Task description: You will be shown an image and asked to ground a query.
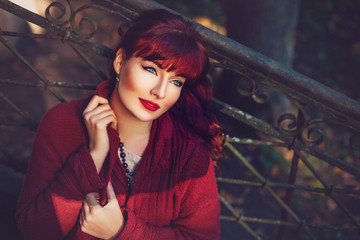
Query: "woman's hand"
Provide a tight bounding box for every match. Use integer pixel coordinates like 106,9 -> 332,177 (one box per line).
80,182 -> 124,240
83,96 -> 117,173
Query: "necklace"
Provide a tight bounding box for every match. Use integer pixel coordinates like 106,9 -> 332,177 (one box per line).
119,140 -> 135,188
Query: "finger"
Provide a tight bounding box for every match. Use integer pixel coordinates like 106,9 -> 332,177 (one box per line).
90,113 -> 117,130
79,214 -> 83,226
85,192 -> 100,207
79,206 -> 88,233
83,96 -> 102,114
80,205 -> 86,226
84,103 -> 112,117
81,201 -> 90,227
111,117 -> 118,131
87,108 -> 115,122
85,108 -> 116,128
83,96 -> 109,115
107,182 -> 116,200
79,206 -> 83,225
83,200 -> 90,215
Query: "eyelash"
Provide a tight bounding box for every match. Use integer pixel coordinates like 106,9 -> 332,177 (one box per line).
142,65 -> 183,87
171,80 -> 183,87
142,65 -> 157,75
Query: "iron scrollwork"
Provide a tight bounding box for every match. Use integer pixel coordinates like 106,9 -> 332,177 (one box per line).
277,110 -> 325,148
277,109 -> 360,151
45,0 -> 97,39
236,75 -> 269,104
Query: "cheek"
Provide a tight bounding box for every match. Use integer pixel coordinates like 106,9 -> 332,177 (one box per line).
119,70 -> 144,93
165,89 -> 182,109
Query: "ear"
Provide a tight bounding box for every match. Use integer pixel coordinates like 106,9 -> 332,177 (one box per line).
113,48 -> 125,75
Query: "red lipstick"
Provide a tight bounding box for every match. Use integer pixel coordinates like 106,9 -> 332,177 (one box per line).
139,98 -> 160,111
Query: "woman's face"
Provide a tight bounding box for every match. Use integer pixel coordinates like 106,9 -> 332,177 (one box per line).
112,51 -> 186,123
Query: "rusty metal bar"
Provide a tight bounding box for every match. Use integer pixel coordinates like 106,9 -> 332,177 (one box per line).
219,194 -> 263,240
0,121 -> 36,130
220,216 -> 360,234
226,144 -> 300,222
213,99 -> 360,176
0,30 -> 61,40
225,143 -> 317,240
276,152 -> 300,240
225,136 -> 287,147
0,145 -> 27,173
0,34 -> 66,103
216,178 -> 360,196
0,90 -> 37,130
220,215 -> 295,227
0,78 -> 98,90
296,150 -> 360,229
69,44 -> 108,80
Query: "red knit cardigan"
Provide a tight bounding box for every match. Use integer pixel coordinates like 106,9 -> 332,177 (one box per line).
16,80 -> 220,240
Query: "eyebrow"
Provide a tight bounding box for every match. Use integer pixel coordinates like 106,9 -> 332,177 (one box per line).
149,60 -> 187,80
177,73 -> 186,79
152,60 -> 164,69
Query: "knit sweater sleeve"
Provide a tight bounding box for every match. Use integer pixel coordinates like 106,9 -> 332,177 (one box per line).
15,102 -> 104,240
116,143 -> 220,240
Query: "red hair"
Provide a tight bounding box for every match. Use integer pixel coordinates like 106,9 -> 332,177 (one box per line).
109,9 -> 223,158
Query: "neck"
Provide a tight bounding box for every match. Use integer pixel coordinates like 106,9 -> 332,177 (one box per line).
117,118 -> 152,145
109,86 -> 152,156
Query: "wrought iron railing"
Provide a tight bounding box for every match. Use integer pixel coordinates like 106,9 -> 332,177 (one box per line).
0,0 -> 359,239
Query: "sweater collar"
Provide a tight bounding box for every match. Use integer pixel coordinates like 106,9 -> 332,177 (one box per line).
95,79 -> 115,99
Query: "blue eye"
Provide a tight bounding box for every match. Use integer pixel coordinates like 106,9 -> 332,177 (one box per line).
171,80 -> 183,87
142,65 -> 157,75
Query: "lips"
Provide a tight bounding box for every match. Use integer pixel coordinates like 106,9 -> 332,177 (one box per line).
139,98 -> 160,111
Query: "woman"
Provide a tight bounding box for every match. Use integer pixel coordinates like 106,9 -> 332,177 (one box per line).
16,9 -> 223,240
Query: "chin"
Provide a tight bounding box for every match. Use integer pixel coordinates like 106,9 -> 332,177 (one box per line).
134,112 -> 161,122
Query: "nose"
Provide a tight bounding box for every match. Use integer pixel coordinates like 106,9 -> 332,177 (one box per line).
151,77 -> 167,99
